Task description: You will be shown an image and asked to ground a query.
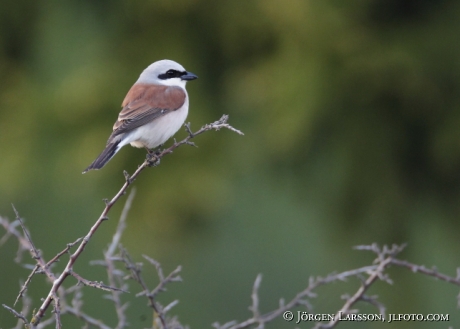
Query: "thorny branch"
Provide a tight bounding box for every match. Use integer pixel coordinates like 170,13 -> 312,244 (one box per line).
0,209 -> 124,329
121,249 -> 183,329
0,115 -> 242,328
3,302 -> 29,327
97,188 -> 136,329
1,190 -> 188,329
311,244 -> 403,329
3,210 -> 460,329
140,255 -> 183,300
213,243 -> 460,329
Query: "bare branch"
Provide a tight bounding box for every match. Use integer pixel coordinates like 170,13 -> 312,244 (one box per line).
360,294 -> 386,316
9,206 -> 57,307
122,250 -> 184,329
122,249 -> 167,328
14,264 -> 39,306
13,286 -> 32,329
53,294 -> 62,329
46,237 -> 83,268
0,217 -> 29,263
106,189 -> 136,257
26,116 -> 241,328
12,205 -> 41,261
100,189 -> 137,329
63,306 -> 112,329
312,247 -> 397,329
2,303 -> 29,326
214,244 -> 407,329
142,255 -> 182,299
71,271 -> 128,293
152,115 -> 244,163
391,259 -> 460,286
249,274 -> 262,325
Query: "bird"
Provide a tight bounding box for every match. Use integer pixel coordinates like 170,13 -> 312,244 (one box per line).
83,59 -> 198,173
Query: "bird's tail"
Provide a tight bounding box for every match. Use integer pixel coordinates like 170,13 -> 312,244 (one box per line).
83,142 -> 121,173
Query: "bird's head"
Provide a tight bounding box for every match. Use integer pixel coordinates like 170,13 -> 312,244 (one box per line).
137,59 -> 198,88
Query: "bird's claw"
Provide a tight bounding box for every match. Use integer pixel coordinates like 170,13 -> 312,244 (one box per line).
146,152 -> 161,167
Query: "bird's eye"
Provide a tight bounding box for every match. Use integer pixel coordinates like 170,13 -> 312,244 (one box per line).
158,69 -> 180,80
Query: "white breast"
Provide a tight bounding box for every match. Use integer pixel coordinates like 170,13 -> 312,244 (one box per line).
123,98 -> 189,149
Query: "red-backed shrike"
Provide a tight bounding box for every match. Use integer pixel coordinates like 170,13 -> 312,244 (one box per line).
83,59 -> 197,173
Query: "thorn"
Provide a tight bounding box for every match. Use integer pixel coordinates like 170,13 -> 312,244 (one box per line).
186,141 -> 198,148
123,170 -> 131,183
184,122 -> 194,137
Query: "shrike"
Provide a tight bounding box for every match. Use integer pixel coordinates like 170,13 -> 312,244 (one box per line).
83,59 -> 197,173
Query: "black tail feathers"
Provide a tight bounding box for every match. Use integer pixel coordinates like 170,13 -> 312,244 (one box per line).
83,142 -> 120,173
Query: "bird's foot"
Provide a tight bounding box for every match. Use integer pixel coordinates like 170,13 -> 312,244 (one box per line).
145,146 -> 164,166
145,146 -> 163,155
146,152 -> 161,167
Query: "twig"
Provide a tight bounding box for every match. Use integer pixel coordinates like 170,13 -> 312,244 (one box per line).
2,303 -> 29,326
13,287 -> 32,329
27,115 -> 242,328
142,255 -> 182,299
214,243 -> 460,329
107,189 -> 135,257
391,259 -> 460,286
30,273 -> 116,328
213,264 -> 381,329
52,294 -> 62,329
122,250 -> 184,329
0,219 -> 19,246
214,244 -> 406,329
122,250 -> 166,327
61,306 -> 112,329
313,246 -> 401,328
103,188 -> 136,329
70,271 -> 128,292
152,115 -> 243,162
0,217 -> 29,263
45,237 -> 83,268
14,264 -> 39,306
12,205 -> 41,261
10,206 -> 57,308
249,274 -> 262,328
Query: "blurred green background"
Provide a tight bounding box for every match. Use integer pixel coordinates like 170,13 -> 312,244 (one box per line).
1,0 -> 460,328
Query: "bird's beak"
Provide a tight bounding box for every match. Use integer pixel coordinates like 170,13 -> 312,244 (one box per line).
181,72 -> 198,81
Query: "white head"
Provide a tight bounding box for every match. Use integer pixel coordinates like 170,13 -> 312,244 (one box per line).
136,59 -> 198,88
